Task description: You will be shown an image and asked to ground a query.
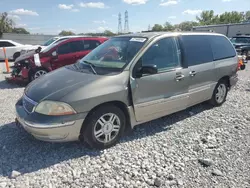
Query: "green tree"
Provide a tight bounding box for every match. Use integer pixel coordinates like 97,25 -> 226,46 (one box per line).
218,11 -> 244,24
196,10 -> 216,25
0,12 -> 14,37
163,22 -> 174,31
152,24 -> 164,31
12,27 -> 30,34
59,30 -> 75,36
103,30 -> 116,36
245,11 -> 250,22
175,21 -> 199,31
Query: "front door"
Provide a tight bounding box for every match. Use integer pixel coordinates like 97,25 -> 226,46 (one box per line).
51,41 -> 79,70
130,37 -> 190,122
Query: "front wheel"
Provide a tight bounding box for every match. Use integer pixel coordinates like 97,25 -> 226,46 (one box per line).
13,52 -> 21,61
80,105 -> 126,149
30,68 -> 48,81
209,80 -> 228,106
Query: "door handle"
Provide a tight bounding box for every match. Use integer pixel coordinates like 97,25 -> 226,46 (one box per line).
175,74 -> 185,81
189,71 -> 196,77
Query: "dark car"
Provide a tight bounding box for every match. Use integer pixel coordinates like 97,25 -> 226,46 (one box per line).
8,37 -> 108,83
230,35 -> 250,58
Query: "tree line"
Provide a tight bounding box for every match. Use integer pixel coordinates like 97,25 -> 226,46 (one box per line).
1,10 -> 250,37
0,12 -> 30,37
151,10 -> 250,32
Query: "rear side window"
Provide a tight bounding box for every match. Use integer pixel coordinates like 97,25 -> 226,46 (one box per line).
180,35 -> 213,66
0,41 -> 15,47
208,36 -> 236,60
70,41 -> 85,52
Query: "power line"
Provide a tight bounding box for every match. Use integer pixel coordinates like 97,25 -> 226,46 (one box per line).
124,10 -> 129,33
118,13 -> 122,34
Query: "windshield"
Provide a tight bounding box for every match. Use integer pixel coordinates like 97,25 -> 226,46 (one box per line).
231,37 -> 250,44
43,37 -> 59,46
79,37 -> 147,70
41,39 -> 68,53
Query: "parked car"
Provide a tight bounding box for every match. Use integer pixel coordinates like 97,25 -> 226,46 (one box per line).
230,35 -> 250,58
7,37 -> 108,83
0,40 -> 40,61
15,32 -> 239,149
20,35 -> 86,55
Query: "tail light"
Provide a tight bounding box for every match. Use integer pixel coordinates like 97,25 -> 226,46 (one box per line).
238,56 -> 245,71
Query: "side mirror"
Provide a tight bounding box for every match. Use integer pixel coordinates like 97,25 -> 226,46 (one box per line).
136,64 -> 158,78
51,51 -> 58,58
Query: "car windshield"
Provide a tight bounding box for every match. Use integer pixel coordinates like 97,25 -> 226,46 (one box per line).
79,37 -> 148,70
231,37 -> 250,44
41,39 -> 68,53
43,37 -> 59,46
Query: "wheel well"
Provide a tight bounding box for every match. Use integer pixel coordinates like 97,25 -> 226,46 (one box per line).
81,101 -> 132,135
219,76 -> 230,88
14,51 -> 20,56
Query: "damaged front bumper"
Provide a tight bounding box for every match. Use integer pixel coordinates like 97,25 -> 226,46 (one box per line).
5,63 -> 30,84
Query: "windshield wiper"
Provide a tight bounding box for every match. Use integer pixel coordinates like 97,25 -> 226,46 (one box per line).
82,60 -> 97,75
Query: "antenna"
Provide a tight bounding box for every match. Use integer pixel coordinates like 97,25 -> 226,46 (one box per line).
124,10 -> 129,33
118,13 -> 122,34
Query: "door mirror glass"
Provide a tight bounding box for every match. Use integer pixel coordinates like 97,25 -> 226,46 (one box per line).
52,51 -> 57,57
136,64 -> 158,77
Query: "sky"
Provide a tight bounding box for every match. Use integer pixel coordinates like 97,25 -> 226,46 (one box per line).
0,0 -> 249,35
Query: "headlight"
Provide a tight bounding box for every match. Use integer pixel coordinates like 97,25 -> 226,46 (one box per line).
35,101 -> 76,116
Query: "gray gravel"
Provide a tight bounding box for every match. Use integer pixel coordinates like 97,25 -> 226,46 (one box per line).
0,65 -> 250,188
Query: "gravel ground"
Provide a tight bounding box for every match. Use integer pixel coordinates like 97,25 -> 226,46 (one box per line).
0,65 -> 250,188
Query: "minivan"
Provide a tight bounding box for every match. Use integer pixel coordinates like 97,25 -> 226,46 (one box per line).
10,37 -> 108,82
15,32 -> 239,149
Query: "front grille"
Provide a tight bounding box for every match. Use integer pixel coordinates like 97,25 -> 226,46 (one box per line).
22,95 -> 38,113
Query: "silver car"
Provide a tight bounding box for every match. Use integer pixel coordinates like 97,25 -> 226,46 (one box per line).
15,32 -> 239,149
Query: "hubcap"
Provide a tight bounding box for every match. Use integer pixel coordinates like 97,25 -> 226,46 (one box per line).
215,84 -> 226,103
94,113 -> 121,144
34,70 -> 47,79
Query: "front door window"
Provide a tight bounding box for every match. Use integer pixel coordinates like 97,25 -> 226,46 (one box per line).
141,37 -> 180,71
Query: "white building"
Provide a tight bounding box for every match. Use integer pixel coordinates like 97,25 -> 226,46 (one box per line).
192,22 -> 250,38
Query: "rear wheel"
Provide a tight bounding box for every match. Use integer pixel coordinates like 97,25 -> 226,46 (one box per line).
80,105 -> 126,149
209,79 -> 228,106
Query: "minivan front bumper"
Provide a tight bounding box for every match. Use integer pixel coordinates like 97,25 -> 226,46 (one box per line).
15,98 -> 87,142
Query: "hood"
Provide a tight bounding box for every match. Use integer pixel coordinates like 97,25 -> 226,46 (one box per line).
15,46 -> 46,62
15,50 -> 37,62
25,67 -> 103,102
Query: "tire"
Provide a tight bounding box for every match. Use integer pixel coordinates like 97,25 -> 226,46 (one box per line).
13,52 -> 20,61
30,68 -> 48,81
80,105 -> 126,149
209,79 -> 228,106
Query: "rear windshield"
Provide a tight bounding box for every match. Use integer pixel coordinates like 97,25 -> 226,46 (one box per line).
208,35 -> 236,60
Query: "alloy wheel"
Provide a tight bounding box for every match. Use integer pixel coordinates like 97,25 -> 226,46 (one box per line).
215,84 -> 227,104
94,113 -> 121,144
34,70 -> 47,79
